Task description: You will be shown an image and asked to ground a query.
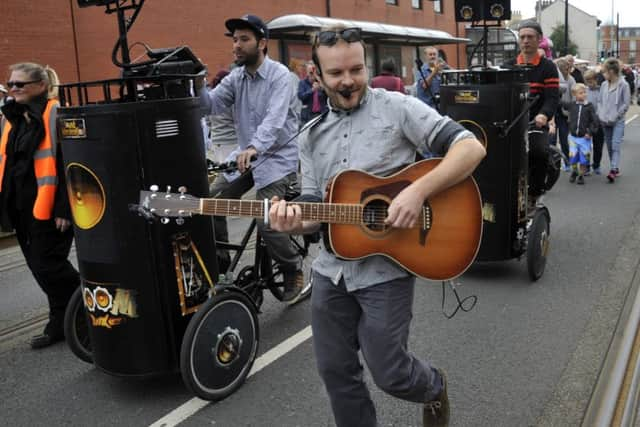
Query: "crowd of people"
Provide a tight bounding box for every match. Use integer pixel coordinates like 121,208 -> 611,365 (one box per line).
547,52 -> 631,183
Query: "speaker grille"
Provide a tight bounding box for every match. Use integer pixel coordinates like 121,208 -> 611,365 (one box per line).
155,120 -> 180,138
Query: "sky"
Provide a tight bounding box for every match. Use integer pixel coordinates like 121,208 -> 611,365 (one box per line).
510,0 -> 639,27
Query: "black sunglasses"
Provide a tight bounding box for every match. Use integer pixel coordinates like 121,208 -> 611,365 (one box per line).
316,28 -> 362,46
6,80 -> 41,89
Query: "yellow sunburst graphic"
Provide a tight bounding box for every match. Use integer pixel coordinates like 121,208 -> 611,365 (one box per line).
65,163 -> 106,230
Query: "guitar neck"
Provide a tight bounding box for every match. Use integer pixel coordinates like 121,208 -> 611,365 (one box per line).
201,198 -> 364,225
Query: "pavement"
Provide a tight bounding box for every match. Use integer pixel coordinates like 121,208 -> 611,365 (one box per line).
537,202 -> 640,425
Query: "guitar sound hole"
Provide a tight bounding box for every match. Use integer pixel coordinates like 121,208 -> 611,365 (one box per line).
362,199 -> 389,232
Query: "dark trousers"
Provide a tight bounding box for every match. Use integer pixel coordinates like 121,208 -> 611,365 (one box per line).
591,126 -> 605,170
14,214 -> 80,335
553,113 -> 570,161
311,272 -> 441,427
209,172 -> 301,274
529,128 -> 550,197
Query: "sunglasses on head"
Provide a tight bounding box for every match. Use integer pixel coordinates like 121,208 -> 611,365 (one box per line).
316,28 -> 362,46
6,80 -> 41,89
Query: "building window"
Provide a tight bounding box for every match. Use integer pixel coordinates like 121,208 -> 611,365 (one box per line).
412,0 -> 422,8
386,0 -> 398,5
433,0 -> 442,14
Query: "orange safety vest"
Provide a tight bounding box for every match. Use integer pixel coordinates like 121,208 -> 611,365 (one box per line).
0,99 -> 59,220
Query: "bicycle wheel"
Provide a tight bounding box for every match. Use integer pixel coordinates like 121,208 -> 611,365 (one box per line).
266,234 -> 318,303
235,265 -> 263,310
180,291 -> 259,401
63,286 -> 93,364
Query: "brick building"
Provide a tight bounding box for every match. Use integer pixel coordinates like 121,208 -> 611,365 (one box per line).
1,0 -> 466,87
599,24 -> 640,65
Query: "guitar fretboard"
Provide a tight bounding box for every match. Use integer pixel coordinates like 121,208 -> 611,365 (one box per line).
201,199 -> 366,225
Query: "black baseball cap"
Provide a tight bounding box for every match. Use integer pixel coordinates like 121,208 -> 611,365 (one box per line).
225,14 -> 269,39
518,20 -> 543,36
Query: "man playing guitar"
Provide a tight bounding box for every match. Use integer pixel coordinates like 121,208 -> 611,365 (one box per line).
269,25 -> 485,427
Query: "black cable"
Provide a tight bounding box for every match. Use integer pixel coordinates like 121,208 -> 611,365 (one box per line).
440,280 -> 477,319
467,33 -> 486,69
110,0 -> 148,69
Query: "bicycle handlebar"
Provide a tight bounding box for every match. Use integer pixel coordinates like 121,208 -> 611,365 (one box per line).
207,155 -> 257,174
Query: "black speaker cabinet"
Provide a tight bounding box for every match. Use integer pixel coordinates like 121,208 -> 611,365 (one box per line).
454,0 -> 511,22
440,69 -> 527,261
58,97 -> 217,377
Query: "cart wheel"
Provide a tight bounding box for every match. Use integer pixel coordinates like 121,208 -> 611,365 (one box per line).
63,286 -> 93,364
180,291 -> 259,401
527,209 -> 550,281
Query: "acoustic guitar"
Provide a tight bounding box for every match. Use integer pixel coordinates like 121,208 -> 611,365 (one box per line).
139,159 -> 483,281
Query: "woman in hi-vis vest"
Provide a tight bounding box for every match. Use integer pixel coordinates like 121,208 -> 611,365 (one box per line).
0,63 -> 79,349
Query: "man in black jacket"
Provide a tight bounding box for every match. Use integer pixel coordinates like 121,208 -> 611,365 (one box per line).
505,21 -> 560,201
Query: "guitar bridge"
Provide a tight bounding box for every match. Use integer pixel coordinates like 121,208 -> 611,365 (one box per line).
419,204 -> 432,246
422,205 -> 432,231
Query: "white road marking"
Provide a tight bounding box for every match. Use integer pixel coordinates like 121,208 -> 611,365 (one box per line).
626,114 -> 638,125
148,325 -> 313,427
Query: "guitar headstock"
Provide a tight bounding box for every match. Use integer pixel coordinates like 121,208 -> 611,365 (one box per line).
138,185 -> 201,223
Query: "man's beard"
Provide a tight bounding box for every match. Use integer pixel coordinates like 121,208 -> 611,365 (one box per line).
235,48 -> 260,67
321,78 -> 366,110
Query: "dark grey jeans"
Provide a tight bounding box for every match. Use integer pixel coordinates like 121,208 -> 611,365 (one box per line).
311,272 -> 442,427
209,171 -> 301,272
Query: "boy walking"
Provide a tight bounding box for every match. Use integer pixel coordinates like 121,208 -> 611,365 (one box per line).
583,70 -> 604,174
568,83 -> 599,184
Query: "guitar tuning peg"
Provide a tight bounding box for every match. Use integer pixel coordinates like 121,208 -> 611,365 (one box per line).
150,185 -> 159,192
178,186 -> 187,194
166,185 -> 172,194
176,217 -> 185,226
160,217 -> 170,225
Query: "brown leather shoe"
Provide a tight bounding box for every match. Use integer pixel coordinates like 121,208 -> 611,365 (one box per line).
282,270 -> 304,304
423,368 -> 449,427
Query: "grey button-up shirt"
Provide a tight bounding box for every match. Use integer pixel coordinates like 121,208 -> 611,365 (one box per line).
200,56 -> 299,189
300,88 -> 473,291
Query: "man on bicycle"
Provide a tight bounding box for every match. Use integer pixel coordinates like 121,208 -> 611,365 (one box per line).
199,14 -> 304,303
504,20 -> 560,205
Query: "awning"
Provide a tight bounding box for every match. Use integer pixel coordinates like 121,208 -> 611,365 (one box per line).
267,14 -> 469,46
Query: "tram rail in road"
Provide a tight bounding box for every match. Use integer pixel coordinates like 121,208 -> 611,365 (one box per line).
0,313 -> 48,344
582,255 -> 640,426
0,236 -> 76,273
0,239 -> 75,345
0,245 -> 76,273
580,145 -> 640,427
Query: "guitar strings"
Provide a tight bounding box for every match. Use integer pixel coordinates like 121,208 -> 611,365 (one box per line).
192,200 -> 430,228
